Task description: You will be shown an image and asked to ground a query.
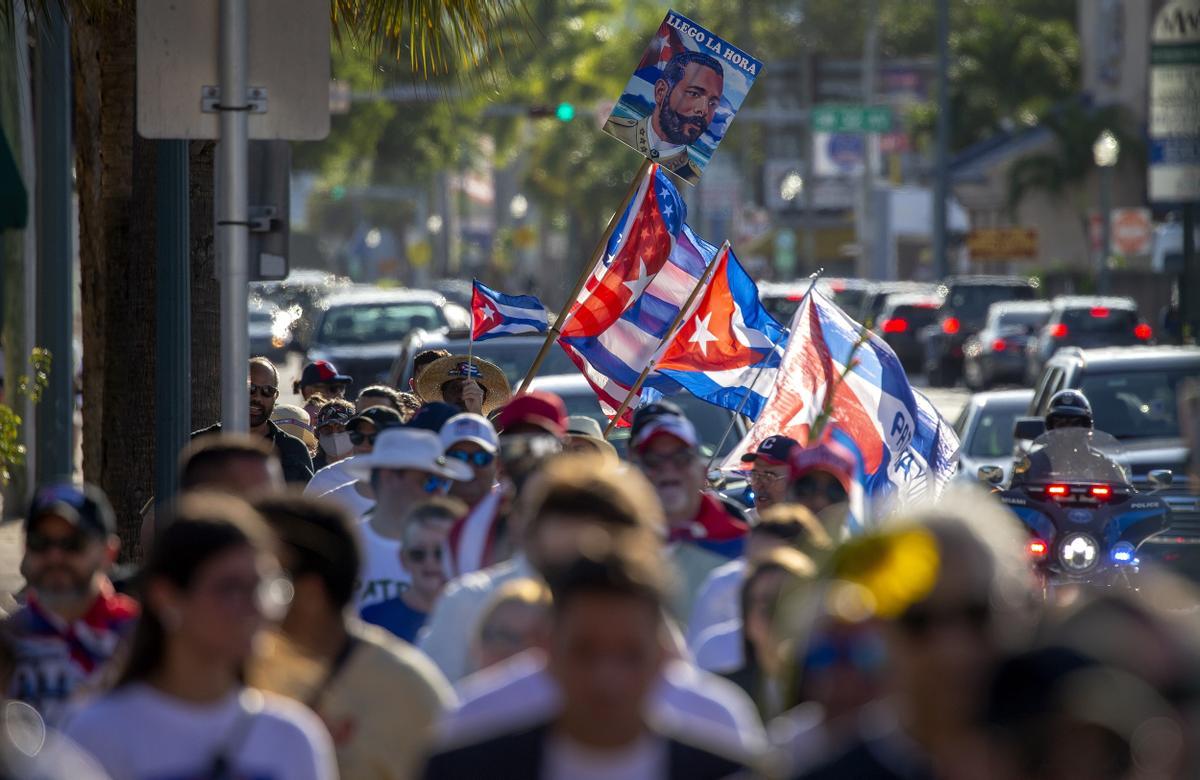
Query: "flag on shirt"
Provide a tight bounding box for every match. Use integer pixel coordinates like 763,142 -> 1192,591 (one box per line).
724,286 -> 960,524
471,279 -> 549,341
559,164 -> 687,339
655,247 -> 787,420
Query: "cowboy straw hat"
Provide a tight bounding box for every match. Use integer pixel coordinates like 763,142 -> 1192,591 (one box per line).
415,355 -> 512,415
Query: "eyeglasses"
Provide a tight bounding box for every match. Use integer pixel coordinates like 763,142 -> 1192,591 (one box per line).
898,600 -> 991,637
747,470 -> 787,485
422,475 -> 451,495
248,383 -> 279,398
638,449 -> 697,471
404,546 -> 444,564
26,532 -> 90,554
445,449 -> 495,468
803,633 -> 887,673
349,431 -> 377,446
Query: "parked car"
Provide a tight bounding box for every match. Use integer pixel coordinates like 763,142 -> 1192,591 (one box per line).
923,276 -> 1037,387
528,373 -> 747,459
306,287 -> 452,393
389,330 -> 577,391
954,389 -> 1034,485
1020,346 -> 1200,545
962,301 -> 1052,390
1025,296 -> 1153,384
875,294 -> 942,373
759,277 -> 872,325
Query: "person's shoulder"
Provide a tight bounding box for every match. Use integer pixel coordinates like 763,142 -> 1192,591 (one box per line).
272,425 -> 309,454
666,733 -> 753,779
606,115 -> 639,129
792,739 -> 896,780
251,688 -> 333,746
349,621 -> 456,704
423,721 -> 546,778
63,686 -> 142,737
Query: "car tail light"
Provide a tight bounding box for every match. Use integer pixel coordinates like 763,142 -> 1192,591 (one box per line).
1090,306 -> 1110,318
1090,485 -> 1112,499
882,318 -> 908,334
1134,323 -> 1153,340
1049,323 -> 1068,339
942,317 -> 960,334
1046,484 -> 1069,498
992,338 -> 1007,352
1027,539 -> 1049,559
787,294 -> 805,301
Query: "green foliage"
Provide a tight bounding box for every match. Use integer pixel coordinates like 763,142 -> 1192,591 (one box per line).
0,347 -> 50,486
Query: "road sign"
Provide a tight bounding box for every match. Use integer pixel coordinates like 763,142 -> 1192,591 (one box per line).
966,228 -> 1038,260
1111,208 -> 1153,255
811,105 -> 893,134
137,0 -> 330,140
1149,0 -> 1200,203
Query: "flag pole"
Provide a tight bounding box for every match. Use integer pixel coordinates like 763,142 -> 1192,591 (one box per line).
516,158 -> 655,396
468,279 -> 477,368
603,241 -> 730,439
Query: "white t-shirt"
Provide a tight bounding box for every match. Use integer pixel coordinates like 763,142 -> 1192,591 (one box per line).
687,559 -> 746,647
64,684 -> 336,780
320,480 -> 375,520
692,620 -> 743,674
356,513 -> 410,609
305,459 -> 354,498
542,732 -> 667,780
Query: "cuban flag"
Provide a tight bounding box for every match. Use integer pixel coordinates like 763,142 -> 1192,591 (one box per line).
471,280 -> 549,341
724,286 -> 960,521
559,164 -> 687,340
655,248 -> 787,420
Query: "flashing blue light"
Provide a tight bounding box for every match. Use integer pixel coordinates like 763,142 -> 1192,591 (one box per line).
1111,542 -> 1136,564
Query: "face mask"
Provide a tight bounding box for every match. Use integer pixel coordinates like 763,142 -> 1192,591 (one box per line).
319,431 -> 353,459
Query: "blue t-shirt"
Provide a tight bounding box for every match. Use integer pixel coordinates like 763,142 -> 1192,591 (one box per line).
360,597 -> 428,644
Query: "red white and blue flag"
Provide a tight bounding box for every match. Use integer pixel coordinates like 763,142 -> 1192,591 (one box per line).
471,279 -> 549,341
655,248 -> 787,420
724,286 -> 960,523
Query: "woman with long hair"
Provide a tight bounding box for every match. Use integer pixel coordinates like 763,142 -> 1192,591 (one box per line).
65,493 -> 336,780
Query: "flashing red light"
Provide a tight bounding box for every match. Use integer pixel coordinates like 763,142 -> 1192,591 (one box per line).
1090,306 -> 1110,318
787,294 -> 805,301
942,317 -> 961,335
882,318 -> 908,334
1090,485 -> 1112,499
1049,323 -> 1068,339
992,338 -> 1008,352
1046,484 -> 1069,497
1134,323 -> 1153,340
1027,539 -> 1049,558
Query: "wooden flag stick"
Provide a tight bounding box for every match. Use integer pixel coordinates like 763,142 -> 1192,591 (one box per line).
603,241 -> 731,439
516,158 -> 655,396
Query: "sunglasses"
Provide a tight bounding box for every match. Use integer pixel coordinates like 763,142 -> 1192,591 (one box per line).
638,449 -> 697,471
404,546 -> 444,564
898,600 -> 991,637
26,532 -> 91,554
249,383 -> 279,398
446,449 -> 495,468
349,431 -> 376,446
804,633 -> 887,673
422,475 -> 451,495
748,470 -> 787,485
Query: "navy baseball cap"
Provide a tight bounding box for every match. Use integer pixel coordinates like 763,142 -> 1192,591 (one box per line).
406,402 -> 460,433
299,360 -> 352,388
26,482 -> 116,537
630,400 -> 686,441
741,435 -> 800,465
348,406 -> 403,432
630,401 -> 699,452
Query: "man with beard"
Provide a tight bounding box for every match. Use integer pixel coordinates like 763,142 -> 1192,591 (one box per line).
604,50 -> 724,184
5,483 -> 138,725
195,356 -> 313,484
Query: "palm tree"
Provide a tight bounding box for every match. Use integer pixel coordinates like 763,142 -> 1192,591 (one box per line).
5,0 -> 529,553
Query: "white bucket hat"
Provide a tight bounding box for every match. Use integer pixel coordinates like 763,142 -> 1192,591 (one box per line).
440,413 -> 499,453
344,428 -> 472,482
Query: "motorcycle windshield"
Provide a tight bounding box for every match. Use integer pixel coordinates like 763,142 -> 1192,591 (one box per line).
1010,429 -> 1130,487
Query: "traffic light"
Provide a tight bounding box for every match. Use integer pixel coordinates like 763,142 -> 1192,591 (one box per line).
555,102 -> 575,122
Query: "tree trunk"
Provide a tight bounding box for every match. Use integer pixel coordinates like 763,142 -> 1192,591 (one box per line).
189,140 -> 220,431
71,2 -> 158,557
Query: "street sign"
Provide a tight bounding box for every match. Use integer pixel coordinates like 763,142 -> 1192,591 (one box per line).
137,0 -> 330,140
811,105 -> 893,134
966,228 -> 1038,260
1111,208 -> 1153,255
1148,0 -> 1200,203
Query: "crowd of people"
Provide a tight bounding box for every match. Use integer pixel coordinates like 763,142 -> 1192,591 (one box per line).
1,351 -> 1198,779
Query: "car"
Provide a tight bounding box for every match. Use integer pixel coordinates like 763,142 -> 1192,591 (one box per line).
248,299 -> 289,364
758,278 -> 873,325
388,330 -> 578,391
527,373 -> 747,460
953,389 -> 1034,485
1022,346 -> 1200,543
1024,296 -> 1153,384
856,281 -> 937,328
923,276 -> 1037,387
962,301 -> 1052,390
875,294 -> 942,373
306,287 -> 452,393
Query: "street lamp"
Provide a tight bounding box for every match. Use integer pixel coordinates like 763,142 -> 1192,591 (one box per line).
1093,130 -> 1119,294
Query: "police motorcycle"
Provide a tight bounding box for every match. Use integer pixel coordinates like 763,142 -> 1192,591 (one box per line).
983,427 -> 1171,591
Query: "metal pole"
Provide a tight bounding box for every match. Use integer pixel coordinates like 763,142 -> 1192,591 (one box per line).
855,0 -> 879,279
1098,166 -> 1112,295
218,0 -> 250,431
34,2 -> 73,481
155,140 -> 191,506
932,0 -> 950,280
1184,204 -> 1197,342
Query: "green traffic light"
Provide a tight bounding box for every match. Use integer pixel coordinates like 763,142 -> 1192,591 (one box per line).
555,102 -> 575,122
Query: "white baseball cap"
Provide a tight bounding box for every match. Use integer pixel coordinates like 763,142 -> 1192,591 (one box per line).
439,413 -> 499,453
344,428 -> 473,482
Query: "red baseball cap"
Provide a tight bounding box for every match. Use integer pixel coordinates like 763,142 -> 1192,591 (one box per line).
495,391 -> 568,437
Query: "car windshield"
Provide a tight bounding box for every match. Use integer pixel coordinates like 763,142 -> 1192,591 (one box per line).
966,403 -> 1025,458
443,340 -> 576,386
317,302 -> 446,346
1079,368 -> 1191,440
950,285 -> 1034,324
1011,429 -> 1129,486
553,389 -> 740,458
1059,307 -> 1137,334
996,309 -> 1049,330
